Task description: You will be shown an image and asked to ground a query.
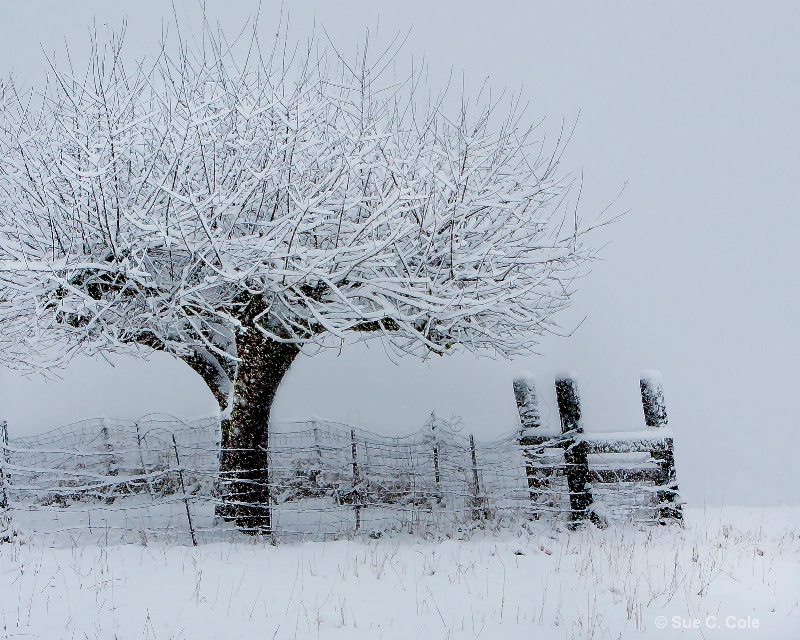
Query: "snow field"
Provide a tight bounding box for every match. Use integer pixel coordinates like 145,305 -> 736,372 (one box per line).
0,506 -> 798,639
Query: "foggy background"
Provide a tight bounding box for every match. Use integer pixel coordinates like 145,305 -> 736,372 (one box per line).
0,1 -> 797,508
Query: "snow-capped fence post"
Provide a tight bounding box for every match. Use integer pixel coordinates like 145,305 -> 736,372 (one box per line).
0,421 -> 12,541
640,371 -> 682,521
172,434 -> 198,546
514,373 -> 541,431
555,374 -> 595,526
350,429 -> 361,531
514,373 -> 550,515
640,372 -> 667,428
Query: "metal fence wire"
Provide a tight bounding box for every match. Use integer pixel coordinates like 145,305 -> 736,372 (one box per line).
0,414 -> 669,544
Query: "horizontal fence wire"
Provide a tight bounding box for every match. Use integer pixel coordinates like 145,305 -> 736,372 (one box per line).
0,415 -> 670,544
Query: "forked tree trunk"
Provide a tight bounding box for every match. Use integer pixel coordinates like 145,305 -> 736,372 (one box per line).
217,328 -> 300,534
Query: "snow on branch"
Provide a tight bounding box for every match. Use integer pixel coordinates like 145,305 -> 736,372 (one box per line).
0,24 -> 594,370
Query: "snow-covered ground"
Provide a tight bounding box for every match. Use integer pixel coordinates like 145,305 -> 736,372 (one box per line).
1,507 -> 797,639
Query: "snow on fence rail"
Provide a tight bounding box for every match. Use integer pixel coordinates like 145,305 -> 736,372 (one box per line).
0,372 -> 681,544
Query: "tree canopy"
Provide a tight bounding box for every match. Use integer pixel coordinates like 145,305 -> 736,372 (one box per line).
0,25 -> 592,386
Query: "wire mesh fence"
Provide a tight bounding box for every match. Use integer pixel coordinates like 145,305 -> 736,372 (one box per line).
0,411 -> 673,545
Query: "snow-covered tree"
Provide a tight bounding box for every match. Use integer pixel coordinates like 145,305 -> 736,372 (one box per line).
0,24 -> 598,531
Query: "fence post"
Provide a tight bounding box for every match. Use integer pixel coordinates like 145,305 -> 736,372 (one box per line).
514,373 -> 550,515
135,423 -> 156,497
309,424 -> 324,490
513,373 -> 541,431
350,429 -> 361,531
0,422 -> 12,541
313,424 -> 323,468
172,434 -> 198,546
469,434 -> 488,520
555,373 -> 595,527
640,371 -> 682,521
425,416 -> 443,503
101,423 -> 120,504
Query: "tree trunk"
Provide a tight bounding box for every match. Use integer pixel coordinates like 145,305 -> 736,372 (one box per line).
217,327 -> 300,534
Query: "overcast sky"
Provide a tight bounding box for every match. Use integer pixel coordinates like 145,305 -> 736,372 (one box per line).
0,1 -> 798,508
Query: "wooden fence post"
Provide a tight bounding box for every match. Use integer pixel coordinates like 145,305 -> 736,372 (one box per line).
640,371 -> 682,521
469,434 -> 488,520
101,424 -> 111,473
313,424 -> 323,468
135,423 -> 156,498
0,422 -> 12,541
513,373 -> 541,431
514,374 -> 550,516
99,422 -> 122,505
350,429 -> 361,531
555,373 -> 595,526
172,434 -> 198,546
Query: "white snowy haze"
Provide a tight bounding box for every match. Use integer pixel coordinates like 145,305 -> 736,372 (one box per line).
0,1 -> 797,509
